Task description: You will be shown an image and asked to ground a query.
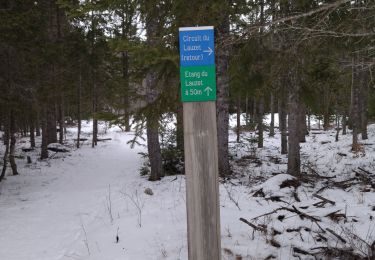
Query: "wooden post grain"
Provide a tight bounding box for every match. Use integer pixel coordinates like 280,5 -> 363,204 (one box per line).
183,101 -> 221,260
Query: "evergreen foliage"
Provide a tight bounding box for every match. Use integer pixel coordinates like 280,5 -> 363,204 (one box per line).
0,0 -> 374,180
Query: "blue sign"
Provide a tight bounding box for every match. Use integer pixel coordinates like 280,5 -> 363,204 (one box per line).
179,26 -> 216,102
179,26 -> 215,67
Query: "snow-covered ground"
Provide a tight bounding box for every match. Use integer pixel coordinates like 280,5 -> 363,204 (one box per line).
0,117 -> 374,259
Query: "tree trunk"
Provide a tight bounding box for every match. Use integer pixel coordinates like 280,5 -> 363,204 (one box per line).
36,111 -> 41,137
245,94 -> 249,125
120,8 -> 133,132
58,95 -> 65,144
298,103 -> 306,143
278,95 -> 288,155
236,96 -> 241,143
360,68 -> 369,140
176,103 -> 184,152
342,113 -> 347,135
323,87 -> 330,131
351,57 -> 360,151
40,108 -> 49,160
30,113 -> 35,148
307,109 -> 311,132
47,101 -> 57,144
335,114 -> 340,142
0,110 -> 10,182
269,92 -> 275,137
145,12 -> 163,181
77,64 -> 82,149
251,98 -> 256,124
147,119 -> 163,181
0,110 -> 3,132
257,96 -> 264,148
122,50 -> 131,132
92,117 -> 98,147
216,15 -> 231,176
9,110 -> 18,175
92,82 -> 98,148
287,67 -> 301,177
21,122 -> 27,137
145,74 -> 163,180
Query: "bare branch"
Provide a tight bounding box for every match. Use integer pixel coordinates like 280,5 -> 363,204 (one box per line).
245,0 -> 351,35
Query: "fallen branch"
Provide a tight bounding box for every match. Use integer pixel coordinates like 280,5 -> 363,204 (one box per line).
325,210 -> 346,222
286,226 -> 311,233
223,184 -> 241,211
311,246 -> 363,260
293,246 -> 312,256
252,206 -> 320,222
326,228 -> 347,243
358,167 -> 373,175
73,138 -> 88,141
316,233 -> 328,242
239,217 -> 267,233
313,194 -> 335,207
48,147 -> 69,153
292,205 -> 321,222
253,188 -> 265,197
22,148 -> 34,152
354,170 -> 370,182
97,138 -> 112,142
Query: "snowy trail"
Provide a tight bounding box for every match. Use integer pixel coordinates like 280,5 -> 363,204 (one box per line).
2,121 -> 374,260
0,131 -> 146,260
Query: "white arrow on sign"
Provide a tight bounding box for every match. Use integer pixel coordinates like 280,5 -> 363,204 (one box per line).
203,47 -> 213,56
204,86 -> 213,96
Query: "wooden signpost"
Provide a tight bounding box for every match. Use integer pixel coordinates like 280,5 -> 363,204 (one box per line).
179,26 -> 221,260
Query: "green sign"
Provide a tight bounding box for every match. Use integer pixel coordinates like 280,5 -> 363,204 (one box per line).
180,66 -> 216,102
179,26 -> 216,102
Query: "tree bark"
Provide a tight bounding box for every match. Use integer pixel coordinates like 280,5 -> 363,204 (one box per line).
120,6 -> 134,132
0,110 -> 3,132
278,94 -> 288,155
245,94 -> 249,125
287,67 -> 301,177
0,110 -> 10,182
257,96 -> 264,148
36,111 -> 41,137
77,63 -> 82,149
145,11 -> 163,181
147,118 -> 163,181
335,114 -> 340,142
269,92 -> 275,137
40,108 -> 49,160
92,82 -> 98,148
59,95 -> 65,144
9,110 -> 18,175
360,68 -> 369,140
307,109 -> 311,132
176,103 -> 184,152
30,113 -> 35,148
342,113 -> 347,135
251,98 -> 256,124
122,50 -> 131,132
145,71 -> 163,181
323,88 -> 330,131
236,96 -> 241,143
351,57 -> 360,151
47,101 -> 57,144
216,15 -> 231,176
298,103 -> 306,143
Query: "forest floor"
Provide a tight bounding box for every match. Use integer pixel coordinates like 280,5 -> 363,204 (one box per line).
0,117 -> 374,260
